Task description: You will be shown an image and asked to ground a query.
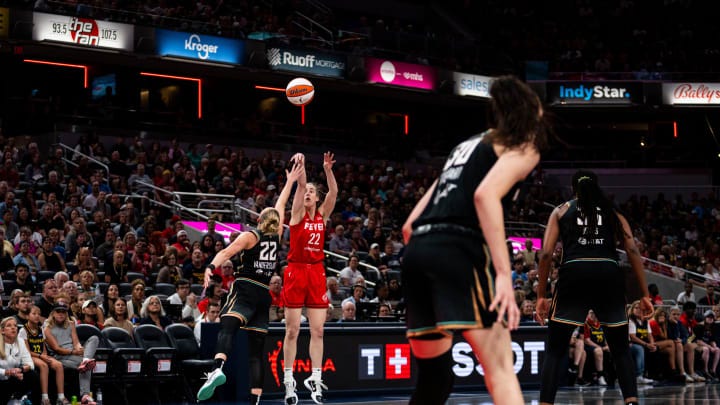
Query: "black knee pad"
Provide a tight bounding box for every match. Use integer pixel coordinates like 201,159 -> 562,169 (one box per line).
409,349 -> 454,405
216,316 -> 243,357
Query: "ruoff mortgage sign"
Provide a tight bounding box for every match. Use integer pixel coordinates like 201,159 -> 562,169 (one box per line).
32,12 -> 133,51
663,83 -> 720,105
266,47 -> 346,78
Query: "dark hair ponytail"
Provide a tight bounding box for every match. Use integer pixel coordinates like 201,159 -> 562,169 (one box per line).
571,170 -> 625,244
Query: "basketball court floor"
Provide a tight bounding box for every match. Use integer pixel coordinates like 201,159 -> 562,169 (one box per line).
260,383 -> 719,404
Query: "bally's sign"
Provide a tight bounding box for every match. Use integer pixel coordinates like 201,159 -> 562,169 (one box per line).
266,47 -> 346,78
32,12 -> 133,51
547,82 -> 643,105
663,83 -> 720,105
155,29 -> 244,64
453,72 -> 493,98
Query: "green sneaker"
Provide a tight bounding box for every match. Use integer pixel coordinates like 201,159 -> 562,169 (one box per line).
197,368 -> 227,401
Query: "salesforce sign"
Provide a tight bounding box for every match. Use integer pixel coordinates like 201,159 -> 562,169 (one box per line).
266,47 -> 346,78
155,29 -> 244,64
453,72 -> 493,98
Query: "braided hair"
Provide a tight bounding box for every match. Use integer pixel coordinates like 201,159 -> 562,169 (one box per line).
571,170 -> 625,244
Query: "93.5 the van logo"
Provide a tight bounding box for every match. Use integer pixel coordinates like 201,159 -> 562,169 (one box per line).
51,17 -> 118,46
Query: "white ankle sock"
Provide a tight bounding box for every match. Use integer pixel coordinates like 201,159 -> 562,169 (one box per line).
284,368 -> 293,383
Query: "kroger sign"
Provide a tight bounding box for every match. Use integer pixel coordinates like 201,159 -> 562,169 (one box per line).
155,29 -> 244,64
267,47 -> 346,78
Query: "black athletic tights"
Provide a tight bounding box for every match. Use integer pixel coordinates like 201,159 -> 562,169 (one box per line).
216,316 -> 266,389
540,320 -> 637,403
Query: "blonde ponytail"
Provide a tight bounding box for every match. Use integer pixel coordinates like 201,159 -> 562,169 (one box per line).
258,208 -> 281,235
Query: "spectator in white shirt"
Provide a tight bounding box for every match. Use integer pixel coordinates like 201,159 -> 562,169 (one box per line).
338,255 -> 363,287
676,282 -> 697,304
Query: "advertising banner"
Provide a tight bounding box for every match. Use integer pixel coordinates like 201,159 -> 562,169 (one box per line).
201,324 -> 547,399
662,82 -> 720,105
508,236 -> 541,254
0,7 -> 9,39
266,47 -> 346,78
155,29 -> 244,64
32,12 -> 133,51
546,81 -> 643,105
453,71 -> 493,98
181,221 -> 243,244
366,57 -> 436,90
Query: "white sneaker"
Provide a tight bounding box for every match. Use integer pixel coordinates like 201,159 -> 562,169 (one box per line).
597,375 -> 607,386
197,368 -> 227,401
684,373 -> 694,383
284,378 -> 298,405
636,376 -> 654,385
304,376 -> 328,404
692,373 -> 706,382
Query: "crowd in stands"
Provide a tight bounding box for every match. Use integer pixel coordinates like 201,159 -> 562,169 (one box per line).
0,130 -> 719,399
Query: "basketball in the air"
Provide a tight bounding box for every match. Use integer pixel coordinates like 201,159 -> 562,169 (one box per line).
286,78 -> 314,106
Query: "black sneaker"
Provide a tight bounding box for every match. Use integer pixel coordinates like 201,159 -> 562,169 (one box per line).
576,377 -> 592,386
304,376 -> 328,404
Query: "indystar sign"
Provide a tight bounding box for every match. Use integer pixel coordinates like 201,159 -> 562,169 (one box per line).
547,82 -> 643,105
266,47 -> 346,78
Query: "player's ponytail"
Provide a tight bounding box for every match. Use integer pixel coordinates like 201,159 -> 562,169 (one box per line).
258,208 -> 281,235
571,170 -> 625,244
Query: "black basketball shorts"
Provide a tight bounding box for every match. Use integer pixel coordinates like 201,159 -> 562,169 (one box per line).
220,278 -> 272,333
550,259 -> 628,327
402,232 -> 497,339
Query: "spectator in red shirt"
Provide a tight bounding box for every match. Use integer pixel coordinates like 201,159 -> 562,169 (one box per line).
648,284 -> 663,306
213,260 -> 235,291
172,229 -> 191,254
269,275 -> 283,307
198,283 -> 225,316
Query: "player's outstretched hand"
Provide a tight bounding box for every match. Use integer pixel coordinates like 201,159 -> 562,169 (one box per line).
286,159 -> 304,182
323,151 -> 335,170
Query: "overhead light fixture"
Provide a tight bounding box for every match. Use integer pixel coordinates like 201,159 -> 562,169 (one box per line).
23,59 -> 89,88
140,72 -> 203,119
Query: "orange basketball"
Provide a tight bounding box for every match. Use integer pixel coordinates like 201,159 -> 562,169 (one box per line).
286,77 -> 315,106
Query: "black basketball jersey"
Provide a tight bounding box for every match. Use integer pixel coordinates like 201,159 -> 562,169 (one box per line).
24,327 -> 45,355
237,230 -> 279,286
558,199 -> 618,263
584,322 -> 606,346
413,131 -> 518,231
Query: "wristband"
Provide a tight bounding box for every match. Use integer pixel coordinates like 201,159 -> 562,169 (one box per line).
207,264 -> 216,271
